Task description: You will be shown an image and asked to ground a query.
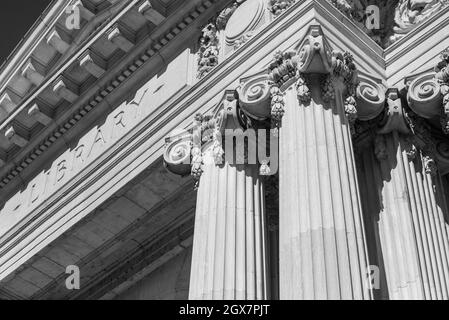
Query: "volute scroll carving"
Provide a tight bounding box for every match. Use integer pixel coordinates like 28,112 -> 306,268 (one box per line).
355,75 -> 387,121
407,73 -> 443,119
435,49 -> 449,134
163,131 -> 193,176
406,48 -> 449,134
236,72 -> 272,120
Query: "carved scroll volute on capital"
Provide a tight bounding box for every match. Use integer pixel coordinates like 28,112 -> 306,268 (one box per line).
163,130 -> 193,176
356,75 -> 387,121
407,73 -> 443,119
295,25 -> 333,74
236,72 -> 272,120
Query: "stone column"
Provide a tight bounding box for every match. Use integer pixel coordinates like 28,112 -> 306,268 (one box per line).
405,153 -> 449,299
273,26 -> 371,300
189,149 -> 268,300
354,54 -> 449,300
357,89 -> 427,299
164,92 -> 271,300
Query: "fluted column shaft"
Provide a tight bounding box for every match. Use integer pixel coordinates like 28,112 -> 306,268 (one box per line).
358,134 -> 449,300
188,148 -> 269,300
279,75 -> 371,300
358,133 -> 425,299
405,156 -> 449,299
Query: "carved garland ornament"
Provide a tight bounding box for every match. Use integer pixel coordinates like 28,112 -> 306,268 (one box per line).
197,23 -> 219,79
435,48 -> 449,134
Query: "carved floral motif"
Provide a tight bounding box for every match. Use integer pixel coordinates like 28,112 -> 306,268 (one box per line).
296,73 -> 311,104
435,48 -> 449,134
322,75 -> 336,103
270,85 -> 285,132
329,0 -> 447,48
197,24 -> 219,79
268,51 -> 298,87
389,0 -> 447,45
333,51 -> 360,133
216,1 -> 245,30
268,51 -> 296,131
269,0 -> 297,16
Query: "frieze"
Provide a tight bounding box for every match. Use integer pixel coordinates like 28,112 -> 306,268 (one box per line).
0,49 -> 193,238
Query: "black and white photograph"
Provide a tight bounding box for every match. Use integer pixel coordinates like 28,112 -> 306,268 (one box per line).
0,0 -> 448,309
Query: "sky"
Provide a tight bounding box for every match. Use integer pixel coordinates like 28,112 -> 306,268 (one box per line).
0,0 -> 54,66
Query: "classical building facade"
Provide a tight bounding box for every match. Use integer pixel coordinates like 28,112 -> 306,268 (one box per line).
0,0 -> 448,300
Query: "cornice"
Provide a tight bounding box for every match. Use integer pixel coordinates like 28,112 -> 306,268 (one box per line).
0,0 -> 221,192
